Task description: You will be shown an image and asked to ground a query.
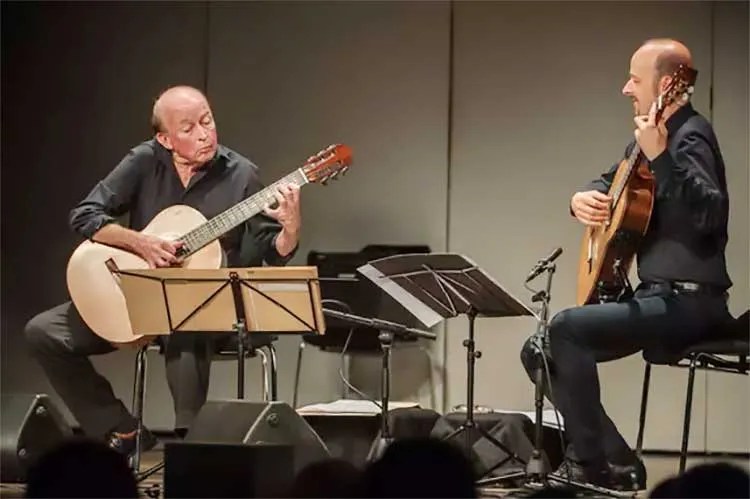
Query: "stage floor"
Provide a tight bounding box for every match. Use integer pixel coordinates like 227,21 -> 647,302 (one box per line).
1,443 -> 746,498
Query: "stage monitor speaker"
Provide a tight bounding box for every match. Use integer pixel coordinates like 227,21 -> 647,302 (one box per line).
1,393 -> 73,482
185,400 -> 330,475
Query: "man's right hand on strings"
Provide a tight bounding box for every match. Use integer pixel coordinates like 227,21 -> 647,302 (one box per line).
133,234 -> 183,268
571,190 -> 612,226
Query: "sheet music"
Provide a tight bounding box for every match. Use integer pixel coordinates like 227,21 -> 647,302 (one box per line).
296,398 -> 420,416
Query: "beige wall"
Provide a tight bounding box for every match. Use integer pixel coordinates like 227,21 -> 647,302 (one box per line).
3,1 -> 746,454
204,0 -> 451,410
705,0 -> 749,453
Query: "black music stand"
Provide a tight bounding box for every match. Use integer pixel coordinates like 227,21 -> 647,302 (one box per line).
112,265 -> 325,482
358,253 -> 535,480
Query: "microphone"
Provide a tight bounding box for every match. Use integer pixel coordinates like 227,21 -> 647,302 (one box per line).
525,247 -> 563,283
322,308 -> 437,340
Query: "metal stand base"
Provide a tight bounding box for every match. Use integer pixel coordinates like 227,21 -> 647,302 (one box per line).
443,310 -> 527,483
366,330 -> 396,463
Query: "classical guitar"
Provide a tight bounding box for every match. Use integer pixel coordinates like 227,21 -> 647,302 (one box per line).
576,65 -> 697,305
66,144 -> 353,345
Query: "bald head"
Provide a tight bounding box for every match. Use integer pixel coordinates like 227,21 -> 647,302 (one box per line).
151,86 -> 209,134
151,85 -> 218,168
637,38 -> 693,80
623,38 -> 695,115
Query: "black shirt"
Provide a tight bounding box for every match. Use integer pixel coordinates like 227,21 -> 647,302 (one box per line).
584,103 -> 732,290
69,139 -> 296,268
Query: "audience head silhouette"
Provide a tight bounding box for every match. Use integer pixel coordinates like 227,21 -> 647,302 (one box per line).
650,462 -> 749,498
362,437 -> 477,498
25,438 -> 138,498
288,458 -> 363,497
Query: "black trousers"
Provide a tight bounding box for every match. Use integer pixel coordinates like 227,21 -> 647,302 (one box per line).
24,301 -> 218,439
519,282 -> 731,474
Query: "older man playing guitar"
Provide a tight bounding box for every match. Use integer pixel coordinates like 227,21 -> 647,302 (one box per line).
24,86 -> 303,457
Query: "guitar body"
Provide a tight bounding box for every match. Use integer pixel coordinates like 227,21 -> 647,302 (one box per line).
576,160 -> 655,305
66,205 -> 223,347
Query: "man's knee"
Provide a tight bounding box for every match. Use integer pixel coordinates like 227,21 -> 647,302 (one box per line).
519,336 -> 537,380
548,308 -> 577,347
24,310 -> 58,354
520,334 -> 557,382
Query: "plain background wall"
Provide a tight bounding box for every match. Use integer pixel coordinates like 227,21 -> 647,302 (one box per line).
2,0 -> 747,453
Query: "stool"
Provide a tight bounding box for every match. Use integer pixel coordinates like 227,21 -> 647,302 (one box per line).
635,310 -> 749,474
130,334 -> 278,471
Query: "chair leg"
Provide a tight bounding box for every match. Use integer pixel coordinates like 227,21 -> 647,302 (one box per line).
426,347 -> 438,410
342,354 -> 351,399
266,343 -> 278,401
131,346 -> 148,472
680,355 -> 698,474
257,350 -> 270,402
293,341 -> 305,408
636,362 -> 652,458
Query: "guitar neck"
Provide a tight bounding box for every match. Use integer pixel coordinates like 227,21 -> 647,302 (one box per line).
611,143 -> 643,206
178,168 -> 309,257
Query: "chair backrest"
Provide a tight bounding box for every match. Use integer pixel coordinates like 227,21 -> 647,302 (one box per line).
729,309 -> 749,338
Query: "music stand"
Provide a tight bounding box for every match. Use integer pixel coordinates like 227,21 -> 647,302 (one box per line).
115,265 -> 325,393
358,253 -> 535,480
111,264 -> 325,481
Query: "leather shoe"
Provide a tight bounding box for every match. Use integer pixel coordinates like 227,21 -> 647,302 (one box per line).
550,458 -> 647,492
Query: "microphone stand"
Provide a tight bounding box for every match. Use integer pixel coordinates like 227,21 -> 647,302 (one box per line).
475,261 -> 557,490
321,308 -> 436,462
525,261 -> 555,482
508,261 -> 627,497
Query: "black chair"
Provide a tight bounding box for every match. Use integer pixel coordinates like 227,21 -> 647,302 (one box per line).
130,333 -> 278,471
635,309 -> 749,474
292,245 -> 436,408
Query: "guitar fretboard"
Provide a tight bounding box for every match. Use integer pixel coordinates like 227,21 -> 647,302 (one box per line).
611,143 -> 643,208
178,169 -> 308,256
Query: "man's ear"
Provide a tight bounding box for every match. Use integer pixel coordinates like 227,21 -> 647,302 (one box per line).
155,132 -> 172,151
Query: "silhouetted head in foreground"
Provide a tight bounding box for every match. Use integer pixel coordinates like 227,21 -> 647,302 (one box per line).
25,438 -> 137,498
288,458 -> 363,497
362,437 -> 477,498
650,462 -> 749,498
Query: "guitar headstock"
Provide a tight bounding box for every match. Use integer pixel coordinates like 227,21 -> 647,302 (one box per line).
655,64 -> 698,121
301,144 -> 353,185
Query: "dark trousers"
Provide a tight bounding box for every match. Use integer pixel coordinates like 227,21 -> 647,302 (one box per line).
519,283 -> 731,475
24,301 -> 215,439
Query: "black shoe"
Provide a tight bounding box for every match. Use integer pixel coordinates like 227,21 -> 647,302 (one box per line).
610,460 -> 647,491
550,459 -> 646,492
549,459 -> 587,486
108,427 -> 158,459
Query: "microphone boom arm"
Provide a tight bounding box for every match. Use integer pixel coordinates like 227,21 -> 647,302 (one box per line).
322,308 -> 437,341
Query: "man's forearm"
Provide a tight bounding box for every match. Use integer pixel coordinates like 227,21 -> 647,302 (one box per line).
274,228 -> 299,257
92,223 -> 143,253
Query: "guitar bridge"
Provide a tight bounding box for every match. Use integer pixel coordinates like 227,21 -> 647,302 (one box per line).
105,258 -> 120,274
104,258 -> 122,287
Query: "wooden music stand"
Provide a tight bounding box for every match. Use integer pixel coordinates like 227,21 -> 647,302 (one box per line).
114,266 -> 326,399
